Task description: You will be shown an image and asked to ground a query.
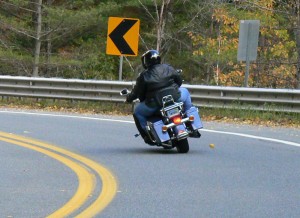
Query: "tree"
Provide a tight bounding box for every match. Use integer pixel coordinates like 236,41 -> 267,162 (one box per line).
0,0 -> 123,78
136,0 -> 210,83
33,0 -> 42,77
138,0 -> 171,52
273,0 -> 300,88
188,0 -> 298,88
188,1 -> 241,85
0,0 -> 37,75
0,0 -> 299,88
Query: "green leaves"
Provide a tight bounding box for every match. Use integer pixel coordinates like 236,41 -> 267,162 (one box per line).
188,0 -> 298,88
0,0 -> 299,88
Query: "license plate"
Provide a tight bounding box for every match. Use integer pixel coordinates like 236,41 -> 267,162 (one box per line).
167,107 -> 179,117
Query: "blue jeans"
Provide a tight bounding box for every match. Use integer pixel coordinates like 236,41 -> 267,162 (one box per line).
133,87 -> 192,131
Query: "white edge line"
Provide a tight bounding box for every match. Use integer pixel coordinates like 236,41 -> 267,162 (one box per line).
1,110 -> 299,147
0,110 -> 134,124
201,129 -> 300,147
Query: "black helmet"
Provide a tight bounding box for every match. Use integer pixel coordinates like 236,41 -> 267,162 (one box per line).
141,50 -> 161,69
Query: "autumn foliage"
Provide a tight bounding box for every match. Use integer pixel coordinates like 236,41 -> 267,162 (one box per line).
0,1 -> 299,89
188,0 -> 299,88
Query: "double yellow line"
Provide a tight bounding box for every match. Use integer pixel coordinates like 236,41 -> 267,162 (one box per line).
0,131 -> 117,217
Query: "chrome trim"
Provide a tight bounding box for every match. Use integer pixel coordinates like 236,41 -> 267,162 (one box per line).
162,117 -> 191,132
177,131 -> 189,140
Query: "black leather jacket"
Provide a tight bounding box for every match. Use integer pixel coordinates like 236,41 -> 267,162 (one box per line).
126,63 -> 182,106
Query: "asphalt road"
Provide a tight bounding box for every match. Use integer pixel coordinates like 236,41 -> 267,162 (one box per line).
0,109 -> 299,218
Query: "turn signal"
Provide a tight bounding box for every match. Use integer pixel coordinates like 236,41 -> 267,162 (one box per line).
189,115 -> 195,122
162,125 -> 168,132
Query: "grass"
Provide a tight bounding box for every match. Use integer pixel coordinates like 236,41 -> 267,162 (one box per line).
200,106 -> 300,128
0,97 -> 299,128
0,97 -> 133,115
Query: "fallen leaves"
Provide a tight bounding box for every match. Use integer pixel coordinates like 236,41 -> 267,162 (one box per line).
0,99 -> 299,128
203,114 -> 300,128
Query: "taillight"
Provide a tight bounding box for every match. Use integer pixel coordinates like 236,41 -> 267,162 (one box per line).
171,115 -> 182,125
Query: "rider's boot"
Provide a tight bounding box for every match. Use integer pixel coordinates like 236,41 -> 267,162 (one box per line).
143,135 -> 155,145
189,130 -> 201,138
133,114 -> 155,145
185,121 -> 201,138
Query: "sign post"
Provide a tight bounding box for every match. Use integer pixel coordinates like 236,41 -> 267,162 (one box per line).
119,55 -> 123,81
106,17 -> 140,80
237,20 -> 260,87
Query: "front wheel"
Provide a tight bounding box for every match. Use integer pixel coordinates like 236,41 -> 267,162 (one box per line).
175,138 -> 189,153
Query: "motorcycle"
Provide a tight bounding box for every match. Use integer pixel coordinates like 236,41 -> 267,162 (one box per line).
120,87 -> 203,153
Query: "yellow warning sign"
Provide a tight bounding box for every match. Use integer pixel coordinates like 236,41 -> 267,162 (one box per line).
106,17 -> 140,56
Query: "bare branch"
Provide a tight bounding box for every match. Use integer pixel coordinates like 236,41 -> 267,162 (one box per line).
138,0 -> 156,22
0,0 -> 37,13
0,20 -> 36,39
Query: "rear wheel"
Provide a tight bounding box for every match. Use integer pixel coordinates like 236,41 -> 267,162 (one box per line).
175,138 -> 189,153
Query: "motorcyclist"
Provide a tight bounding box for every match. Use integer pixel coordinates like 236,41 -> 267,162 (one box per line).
126,49 -> 193,144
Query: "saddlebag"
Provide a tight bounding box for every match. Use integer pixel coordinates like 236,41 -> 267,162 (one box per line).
186,106 -> 203,130
153,120 -> 170,143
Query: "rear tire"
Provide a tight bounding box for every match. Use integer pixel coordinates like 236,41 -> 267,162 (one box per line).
175,138 -> 189,153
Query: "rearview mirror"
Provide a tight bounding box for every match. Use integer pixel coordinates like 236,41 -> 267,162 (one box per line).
176,69 -> 182,74
120,88 -> 129,96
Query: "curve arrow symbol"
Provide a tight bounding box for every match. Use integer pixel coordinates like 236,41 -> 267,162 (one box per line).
109,19 -> 138,55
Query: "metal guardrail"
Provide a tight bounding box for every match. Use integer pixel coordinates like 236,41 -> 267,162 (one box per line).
0,75 -> 299,113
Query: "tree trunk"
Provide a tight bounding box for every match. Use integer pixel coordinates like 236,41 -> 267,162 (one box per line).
45,0 -> 52,76
155,0 -> 170,52
296,1 -> 300,89
33,0 -> 43,77
296,35 -> 300,89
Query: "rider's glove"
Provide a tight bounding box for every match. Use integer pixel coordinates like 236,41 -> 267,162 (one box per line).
126,94 -> 133,103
